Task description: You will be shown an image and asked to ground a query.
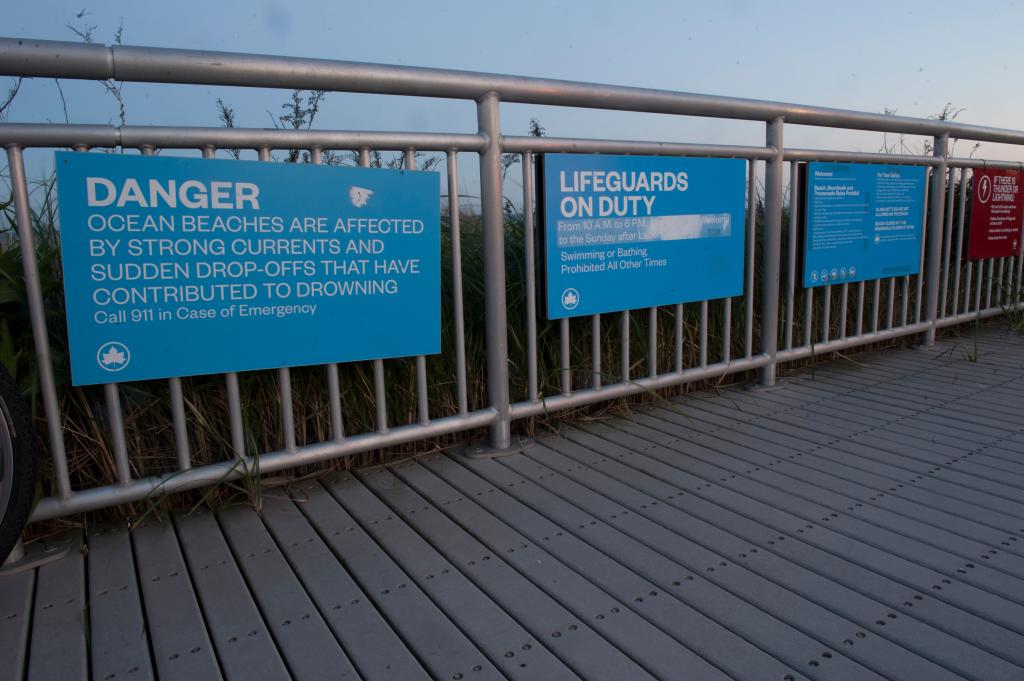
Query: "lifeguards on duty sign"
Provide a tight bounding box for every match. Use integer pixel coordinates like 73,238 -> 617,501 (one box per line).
539,153 -> 747,319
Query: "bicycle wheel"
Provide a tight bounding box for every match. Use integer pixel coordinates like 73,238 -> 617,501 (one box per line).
0,364 -> 37,565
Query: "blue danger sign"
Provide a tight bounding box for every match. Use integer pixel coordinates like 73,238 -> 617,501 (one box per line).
541,154 -> 747,319
803,162 -> 927,288
55,152 -> 440,385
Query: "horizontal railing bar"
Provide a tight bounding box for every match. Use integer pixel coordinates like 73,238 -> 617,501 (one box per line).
947,157 -> 1024,170
509,354 -> 769,419
776,301 -> 1023,363
502,135 -> 772,158
0,123 -> 118,147
29,407 -> 498,521
4,38 -> 1024,143
784,148 -> 940,165
5,123 -> 1024,172
121,127 -> 485,151
935,303 -> 1023,328
777,321 -> 932,363
0,122 -> 485,151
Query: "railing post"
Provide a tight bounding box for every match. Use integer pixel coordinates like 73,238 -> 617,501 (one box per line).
477,92 -> 513,450
760,117 -> 784,385
923,133 -> 949,345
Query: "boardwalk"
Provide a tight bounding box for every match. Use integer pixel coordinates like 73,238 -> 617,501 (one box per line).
3,325 -> 1024,681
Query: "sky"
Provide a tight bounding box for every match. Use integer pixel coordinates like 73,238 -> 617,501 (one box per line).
4,0 -> 1024,184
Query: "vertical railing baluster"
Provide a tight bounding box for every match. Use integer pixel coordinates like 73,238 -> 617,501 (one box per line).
699,300 -> 708,367
451,151 -> 470,412
591,314 -> 602,389
278,367 -> 296,452
887,278 -> 896,329
477,93 -> 513,449
900,276 -> 909,327
722,299 -> 732,364
974,262 -> 984,312
821,285 -> 831,342
104,383 -> 130,485
923,136 -> 949,344
1015,251 -> 1024,305
916,165 -> 931,324
804,286 -> 814,346
964,260 -> 975,313
838,283 -> 848,339
761,118 -> 784,383
674,304 -> 684,373
996,258 -> 1005,307
951,168 -> 968,315
1005,255 -> 1016,306
939,167 -> 956,317
560,318 -> 571,395
744,160 -> 756,357
648,307 -> 658,378
785,160 -> 799,349
521,151 -> 539,403
855,282 -> 865,336
871,280 -> 881,333
620,311 -> 631,382
403,148 -> 430,425
985,259 -> 994,309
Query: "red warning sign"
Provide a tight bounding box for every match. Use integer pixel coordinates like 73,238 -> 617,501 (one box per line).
967,169 -> 1024,260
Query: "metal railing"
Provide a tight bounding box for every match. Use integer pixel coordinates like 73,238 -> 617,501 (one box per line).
1,37 -> 1022,521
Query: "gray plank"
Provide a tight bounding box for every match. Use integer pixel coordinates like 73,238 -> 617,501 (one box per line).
331,470 -> 624,681
688,394 -> 1024,521
580,417 -> 1024,667
174,510 -> 292,681
88,524 -> 155,681
415,454 -> 813,681
292,478 -> 507,681
460,454 -> 881,681
611,409 -> 1024,598
547,426 -> 1024,681
555,422 -> 1024,639
668,392 -> 1024,505
27,531 -> 87,681
560,422 -> 1024,631
624,407 -> 1024,577
0,559 -> 34,679
260,493 -> 432,679
132,519 -> 222,681
217,505 -> 360,681
508,444 -> 967,681
641,403 -> 1024,558
259,495 -> 430,681
363,464 -> 722,681
799,369 -> 1024,428
657,395 -> 1024,538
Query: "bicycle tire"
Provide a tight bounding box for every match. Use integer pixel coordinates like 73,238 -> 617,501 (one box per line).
0,364 -> 37,565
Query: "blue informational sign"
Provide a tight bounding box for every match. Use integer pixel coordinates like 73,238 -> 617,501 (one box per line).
55,152 -> 440,385
541,154 -> 747,319
803,162 -> 927,288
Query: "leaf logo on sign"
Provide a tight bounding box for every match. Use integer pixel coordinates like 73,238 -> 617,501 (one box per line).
97,342 -> 131,372
561,288 -> 580,310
